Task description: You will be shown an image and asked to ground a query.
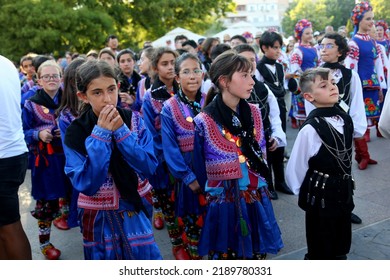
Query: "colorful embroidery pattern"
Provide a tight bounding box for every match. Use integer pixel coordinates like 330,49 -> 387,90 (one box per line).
362,73 -> 380,88
351,1 -> 372,26
364,97 -> 380,117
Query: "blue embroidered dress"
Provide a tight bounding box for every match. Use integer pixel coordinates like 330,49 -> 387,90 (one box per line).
161,93 -> 208,258
142,89 -> 172,191
161,94 -> 207,216
58,108 -> 80,228
193,103 -> 283,259
63,109 -> 161,260
290,45 -> 319,121
346,33 -> 386,120
23,90 -> 71,203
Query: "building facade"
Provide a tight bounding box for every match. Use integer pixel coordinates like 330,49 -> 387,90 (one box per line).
223,0 -> 291,32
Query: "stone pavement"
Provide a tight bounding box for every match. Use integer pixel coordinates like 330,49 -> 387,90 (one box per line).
18,123 -> 390,260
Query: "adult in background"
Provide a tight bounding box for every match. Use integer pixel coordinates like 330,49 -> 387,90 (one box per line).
182,40 -> 198,55
0,55 -> 31,259
230,34 -> 247,48
174,35 -> 189,51
106,34 -> 120,55
325,25 -> 334,33
344,1 -> 385,160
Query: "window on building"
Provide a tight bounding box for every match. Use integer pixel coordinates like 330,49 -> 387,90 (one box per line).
236,5 -> 245,12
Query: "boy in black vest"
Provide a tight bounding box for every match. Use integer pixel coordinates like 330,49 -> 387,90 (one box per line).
305,32 -> 368,224
256,31 -> 293,196
286,67 -> 355,260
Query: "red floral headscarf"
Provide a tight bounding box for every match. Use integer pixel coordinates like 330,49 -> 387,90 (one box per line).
351,1 -> 373,34
294,19 -> 312,42
376,20 -> 389,38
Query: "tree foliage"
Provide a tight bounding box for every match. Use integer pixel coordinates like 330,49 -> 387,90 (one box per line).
371,0 -> 390,25
0,0 -> 234,62
324,0 -> 355,31
282,0 -> 390,38
281,0 -> 331,38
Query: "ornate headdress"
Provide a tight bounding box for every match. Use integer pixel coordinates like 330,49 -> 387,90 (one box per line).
242,31 -> 253,40
294,19 -> 312,42
375,20 -> 389,35
351,1 -> 373,34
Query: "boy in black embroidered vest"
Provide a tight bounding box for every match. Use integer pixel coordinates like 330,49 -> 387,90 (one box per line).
305,32 -> 369,224
234,44 -> 287,200
256,31 -> 293,196
286,68 -> 355,260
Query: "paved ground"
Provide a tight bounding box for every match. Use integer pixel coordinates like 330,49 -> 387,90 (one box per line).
18,122 -> 390,260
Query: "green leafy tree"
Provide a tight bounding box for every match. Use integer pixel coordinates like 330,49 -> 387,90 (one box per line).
324,0 -> 355,31
371,0 -> 390,24
0,0 -> 114,62
282,0 -> 334,38
121,0 -> 234,50
0,0 -> 234,62
281,1 -> 298,37
283,0 -> 390,40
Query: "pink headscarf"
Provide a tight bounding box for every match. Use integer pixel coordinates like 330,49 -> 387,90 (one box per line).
294,19 -> 312,42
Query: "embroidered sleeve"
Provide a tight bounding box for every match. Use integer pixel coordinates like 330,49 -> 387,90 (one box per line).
142,91 -> 162,157
374,44 -> 386,89
161,105 -> 197,186
64,126 -> 113,196
115,116 -> 158,178
22,101 -> 52,144
289,48 -> 303,73
345,41 -> 359,71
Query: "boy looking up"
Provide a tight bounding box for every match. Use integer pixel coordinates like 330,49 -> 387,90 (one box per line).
286,68 -> 355,260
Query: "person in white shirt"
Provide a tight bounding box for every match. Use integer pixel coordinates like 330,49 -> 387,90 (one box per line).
286,67 -> 355,259
304,32 -> 368,224
0,55 -> 31,259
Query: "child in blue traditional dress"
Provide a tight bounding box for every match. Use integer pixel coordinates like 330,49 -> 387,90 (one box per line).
56,57 -> 87,230
132,47 -> 155,113
116,49 -> 141,110
193,51 -> 284,260
63,60 -> 161,260
161,53 -> 208,259
142,48 -> 191,260
22,60 -> 71,260
289,19 -> 320,128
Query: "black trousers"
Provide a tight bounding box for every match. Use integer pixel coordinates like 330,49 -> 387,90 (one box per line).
267,146 -> 285,187
305,211 -> 352,260
0,153 -> 28,226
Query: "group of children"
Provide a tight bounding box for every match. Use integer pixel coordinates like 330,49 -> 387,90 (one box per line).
16,1 -> 389,261
20,45 -> 286,260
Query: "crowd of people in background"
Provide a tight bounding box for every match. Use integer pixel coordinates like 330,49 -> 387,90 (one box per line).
2,1 -> 390,261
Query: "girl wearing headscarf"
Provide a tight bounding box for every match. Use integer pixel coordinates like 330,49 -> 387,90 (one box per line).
344,1 -> 385,168
289,19 -> 320,129
372,21 -> 390,134
375,20 -> 390,58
